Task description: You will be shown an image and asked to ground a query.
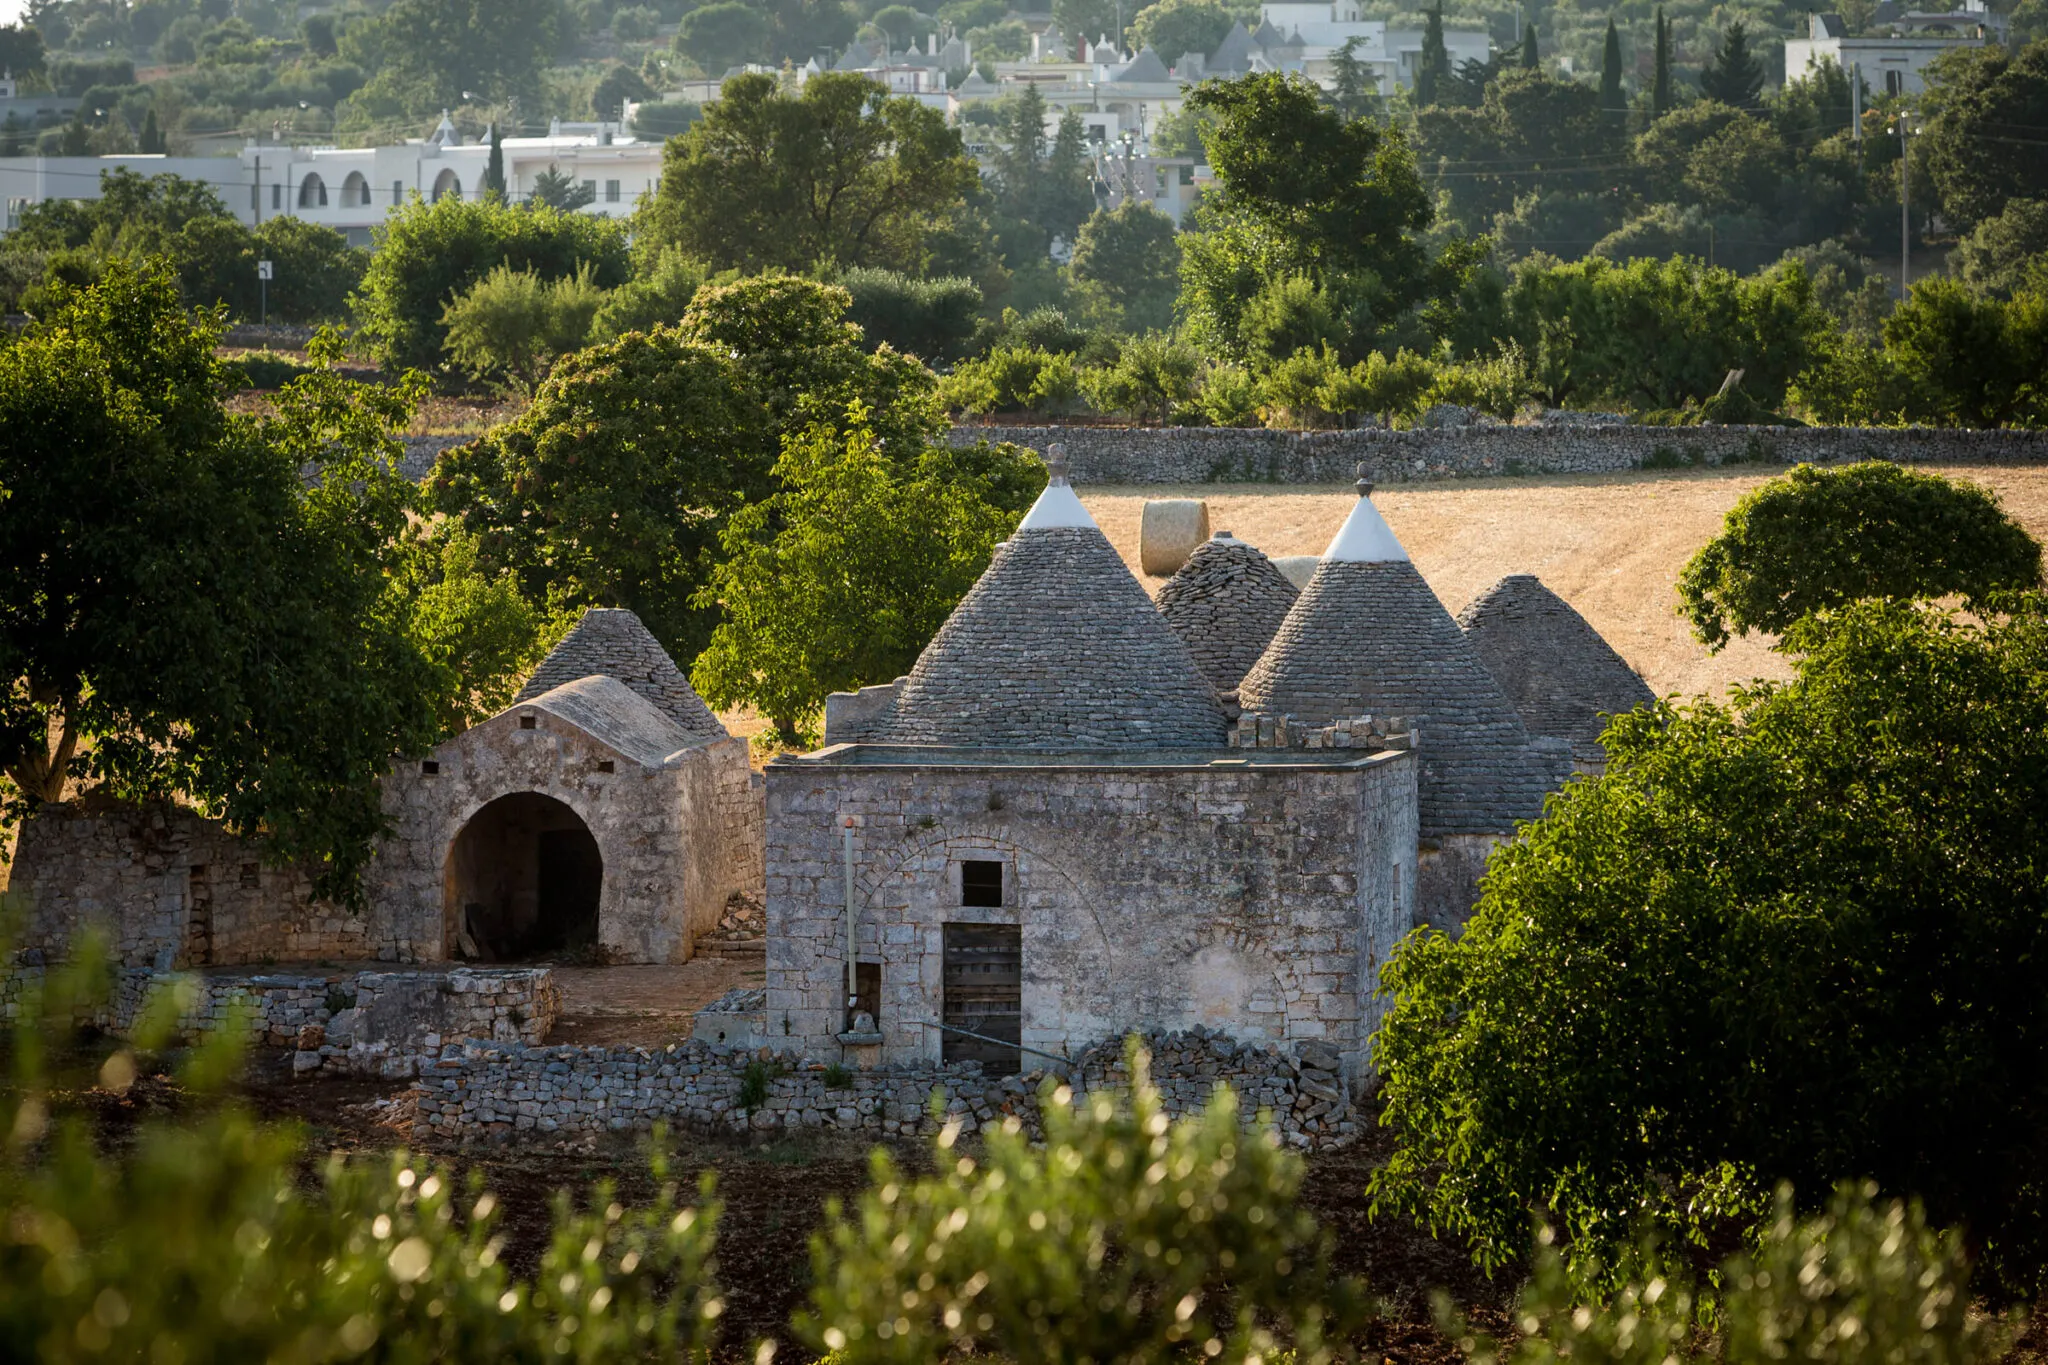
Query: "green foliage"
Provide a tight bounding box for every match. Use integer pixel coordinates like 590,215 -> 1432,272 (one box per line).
591,249 -> 709,342
941,343 -> 1080,415
230,349 -> 315,389
1129,0 -> 1233,66
985,86 -> 1097,292
1370,595 -> 2048,1295
636,72 -> 979,277
690,417 -> 1032,739
592,61 -> 656,120
441,263 -> 608,394
1068,202 -> 1183,334
352,194 -> 631,377
340,0 -> 568,121
801,1040 -> 1369,1363
1952,198 -> 2048,297
1677,461 -> 2041,649
1454,1184 -> 1999,1365
1698,19 -> 1765,108
676,1 -> 770,73
1194,362 -> 1265,427
1079,332 -> 1203,424
839,267 -> 983,362
0,949 -> 725,1362
1920,41 -> 2048,234
429,276 -> 942,665
1413,68 -> 1617,241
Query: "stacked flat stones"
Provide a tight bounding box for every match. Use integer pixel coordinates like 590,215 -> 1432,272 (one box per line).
1155,532 -> 1300,692
1238,486 -> 1567,835
1458,574 -> 1655,767
871,492 -> 1228,749
514,607 -> 726,740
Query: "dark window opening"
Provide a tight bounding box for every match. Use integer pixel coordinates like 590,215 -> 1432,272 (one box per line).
447,793 -> 602,962
961,859 -> 1004,907
519,714 -> 537,729
421,760 -> 440,775
596,760 -> 615,774
239,863 -> 260,889
846,961 -> 881,1032
943,922 -> 1020,1074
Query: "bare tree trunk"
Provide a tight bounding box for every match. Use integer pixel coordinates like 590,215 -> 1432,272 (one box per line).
5,687 -> 77,805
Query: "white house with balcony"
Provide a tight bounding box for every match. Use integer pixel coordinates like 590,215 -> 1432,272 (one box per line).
1783,10 -> 1988,96
0,114 -> 663,246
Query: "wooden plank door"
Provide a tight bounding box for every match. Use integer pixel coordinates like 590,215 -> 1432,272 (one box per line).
942,923 -> 1021,1074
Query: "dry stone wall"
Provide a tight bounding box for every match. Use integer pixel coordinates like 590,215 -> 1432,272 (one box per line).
412,1026 -> 1357,1150
953,424 -> 2048,484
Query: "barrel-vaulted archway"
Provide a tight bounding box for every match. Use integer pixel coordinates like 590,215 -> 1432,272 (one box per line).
443,792 -> 602,961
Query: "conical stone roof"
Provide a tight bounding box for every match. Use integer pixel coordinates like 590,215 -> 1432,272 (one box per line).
1457,574 -> 1655,767
868,454 -> 1228,750
1238,482 -> 1566,835
1116,44 -> 1172,80
514,608 -> 727,742
1209,21 -> 1256,72
1155,532 -> 1299,693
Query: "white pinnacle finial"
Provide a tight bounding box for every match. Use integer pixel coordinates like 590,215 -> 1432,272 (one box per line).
1017,442 -> 1096,530
1322,464 -> 1408,562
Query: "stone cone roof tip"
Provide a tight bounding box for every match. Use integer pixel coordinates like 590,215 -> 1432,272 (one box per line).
513,607 -> 728,742
871,447 -> 1228,750
1240,497 -> 1566,834
1156,532 -> 1300,692
1458,574 -> 1656,766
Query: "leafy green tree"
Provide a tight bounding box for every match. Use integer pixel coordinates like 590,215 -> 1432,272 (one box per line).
0,955 -> 725,1362
592,61 -> 656,120
351,194 -> 630,375
1371,595 -> 2048,1294
801,1042 -> 1368,1363
1878,276 -> 2048,426
1632,100 -> 1745,202
1678,462 -> 2041,649
1415,1 -> 1449,107
441,263 -> 607,394
690,419 -> 1031,740
1699,19 -> 1765,109
1598,20 -> 1624,131
1068,201 -> 1182,333
1130,0 -> 1232,67
173,214 -> 367,324
1052,0 -> 1118,50
429,276 -> 943,663
0,21 -> 46,80
1181,72 -> 1467,363
1919,41 -> 2048,233
1079,330 -> 1203,423
1519,24 -> 1538,69
869,4 -> 926,48
1682,115 -> 1790,214
1953,198 -> 2048,296
839,267 -> 983,362
590,247 -> 707,342
1415,69 -> 1617,233
341,0 -> 567,117
675,1 -> 769,73
1330,36 -> 1385,122
987,84 -> 1097,261
635,72 -> 979,275
9,167 -> 229,255
529,165 -> 599,211
0,265 -> 481,895
1651,6 -> 1672,114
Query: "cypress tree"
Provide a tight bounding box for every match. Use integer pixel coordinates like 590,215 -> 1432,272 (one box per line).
1519,23 -> 1539,68
1415,2 -> 1449,107
1599,18 -> 1625,130
482,123 -> 507,201
1652,6 -> 1672,115
138,108 -> 165,154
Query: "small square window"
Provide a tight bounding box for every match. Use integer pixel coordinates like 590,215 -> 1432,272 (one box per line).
188,864 -> 208,881
605,178 -> 621,202
519,714 -> 537,730
420,760 -> 440,775
961,859 -> 1004,907
581,179 -> 597,200
240,863 -> 260,889
393,180 -> 404,203
596,760 -> 615,774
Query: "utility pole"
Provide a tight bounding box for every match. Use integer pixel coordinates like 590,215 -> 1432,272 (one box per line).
1896,113 -> 1911,297
1850,61 -> 1862,142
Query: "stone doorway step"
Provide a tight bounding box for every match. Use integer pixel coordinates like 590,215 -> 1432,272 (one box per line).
545,959 -> 764,1048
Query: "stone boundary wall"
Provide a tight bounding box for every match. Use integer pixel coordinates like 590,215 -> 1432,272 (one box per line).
951,424 -> 2048,485
1,963 -> 558,1078
414,1026 -> 1356,1151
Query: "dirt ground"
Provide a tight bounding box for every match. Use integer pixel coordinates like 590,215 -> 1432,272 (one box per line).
548,959 -> 764,1046
1081,463 -> 2048,703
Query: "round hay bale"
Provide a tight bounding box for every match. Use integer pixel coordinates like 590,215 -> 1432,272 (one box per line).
1140,499 -> 1211,577
1272,555 -> 1320,590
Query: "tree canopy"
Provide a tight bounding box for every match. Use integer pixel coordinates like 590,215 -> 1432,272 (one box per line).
1920,41 -> 2048,233
1371,595 -> 2048,1296
1679,461 -> 2042,649
634,73 -> 980,277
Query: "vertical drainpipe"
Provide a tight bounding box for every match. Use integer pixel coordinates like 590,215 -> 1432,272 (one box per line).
842,815 -> 857,1021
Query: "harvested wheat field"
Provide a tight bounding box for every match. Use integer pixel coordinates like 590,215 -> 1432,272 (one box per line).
1082,463 -> 2048,703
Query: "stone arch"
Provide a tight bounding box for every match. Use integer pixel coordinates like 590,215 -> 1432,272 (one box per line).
443,792 -> 603,961
340,171 -> 371,207
297,172 -> 328,209
431,168 -> 462,202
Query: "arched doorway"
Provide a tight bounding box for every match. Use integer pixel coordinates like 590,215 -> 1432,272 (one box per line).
444,793 -> 602,961
431,168 -> 462,201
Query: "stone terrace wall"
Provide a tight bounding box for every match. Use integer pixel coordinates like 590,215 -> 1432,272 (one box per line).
1,962 -> 557,1078
413,1026 -> 1357,1151
953,424 -> 2048,485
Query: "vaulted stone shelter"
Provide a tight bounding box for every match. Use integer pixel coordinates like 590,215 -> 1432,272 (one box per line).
1457,574 -> 1656,772
1237,480 -> 1570,930
1155,531 -> 1300,693
771,460 -> 1419,1088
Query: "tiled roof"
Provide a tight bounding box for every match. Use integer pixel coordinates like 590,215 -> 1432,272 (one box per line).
513,608 -> 727,742
1457,574 -> 1655,767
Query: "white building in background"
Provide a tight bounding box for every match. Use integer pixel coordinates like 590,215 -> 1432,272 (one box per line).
1783,10 -> 1988,96
0,114 -> 662,245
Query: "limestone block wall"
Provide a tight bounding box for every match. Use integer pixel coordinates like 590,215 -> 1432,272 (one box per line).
412,1025 -> 1358,1150
7,800 -> 375,968
763,750 -> 1419,1083
952,423 -> 2048,485
1,962 -> 557,1078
